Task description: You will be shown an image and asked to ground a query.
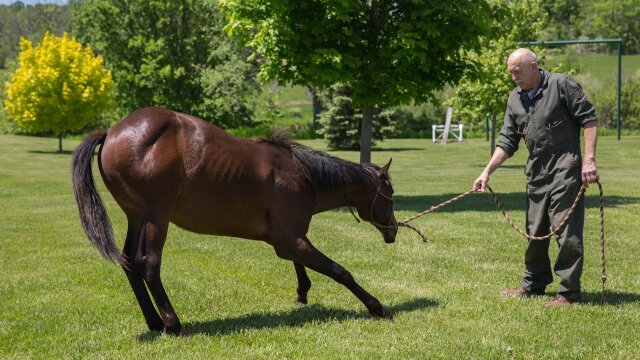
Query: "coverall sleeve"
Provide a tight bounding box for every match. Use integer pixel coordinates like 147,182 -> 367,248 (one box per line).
561,77 -> 597,127
496,102 -> 520,157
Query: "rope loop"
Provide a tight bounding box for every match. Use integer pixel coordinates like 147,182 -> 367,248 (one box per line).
396,180 -> 606,304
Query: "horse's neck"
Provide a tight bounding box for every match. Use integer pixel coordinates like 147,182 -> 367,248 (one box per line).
312,175 -> 372,214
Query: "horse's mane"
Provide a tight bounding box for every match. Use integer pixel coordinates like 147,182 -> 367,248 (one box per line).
259,130 -> 379,192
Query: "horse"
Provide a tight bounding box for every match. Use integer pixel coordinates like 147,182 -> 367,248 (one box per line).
71,106 -> 398,336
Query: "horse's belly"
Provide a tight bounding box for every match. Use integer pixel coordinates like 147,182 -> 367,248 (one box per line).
170,199 -> 270,241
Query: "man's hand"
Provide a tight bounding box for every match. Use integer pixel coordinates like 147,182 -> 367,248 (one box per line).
473,147 -> 509,192
473,171 -> 489,192
582,157 -> 599,184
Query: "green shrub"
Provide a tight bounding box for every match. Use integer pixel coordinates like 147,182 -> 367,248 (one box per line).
386,104 -> 446,138
621,69 -> 640,130
317,84 -> 393,150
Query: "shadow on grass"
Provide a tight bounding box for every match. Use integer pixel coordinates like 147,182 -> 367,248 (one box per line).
391,193 -> 639,213
580,290 -> 640,306
29,150 -> 73,155
138,297 -> 437,340
332,148 -> 425,153
372,147 -> 425,152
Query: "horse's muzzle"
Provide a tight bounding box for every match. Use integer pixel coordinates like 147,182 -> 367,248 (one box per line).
381,224 -> 398,243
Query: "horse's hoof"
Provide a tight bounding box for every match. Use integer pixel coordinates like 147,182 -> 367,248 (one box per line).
178,327 -> 189,337
148,323 -> 164,332
164,326 -> 189,337
370,306 -> 393,320
294,297 -> 308,306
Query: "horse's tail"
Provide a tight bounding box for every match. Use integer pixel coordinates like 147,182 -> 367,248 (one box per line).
71,130 -> 121,265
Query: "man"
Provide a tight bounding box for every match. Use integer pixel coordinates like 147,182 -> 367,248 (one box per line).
472,48 -> 599,307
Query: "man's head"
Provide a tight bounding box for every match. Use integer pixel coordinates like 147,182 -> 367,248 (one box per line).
507,48 -> 541,91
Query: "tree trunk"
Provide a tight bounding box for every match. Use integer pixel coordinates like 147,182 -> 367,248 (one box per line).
484,114 -> 489,141
58,134 -> 63,153
308,85 -> 322,128
490,111 -> 496,156
359,106 -> 374,164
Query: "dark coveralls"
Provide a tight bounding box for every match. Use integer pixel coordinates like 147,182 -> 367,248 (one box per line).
497,69 -> 597,296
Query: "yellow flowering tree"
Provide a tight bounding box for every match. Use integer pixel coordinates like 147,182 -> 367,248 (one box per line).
4,32 -> 114,152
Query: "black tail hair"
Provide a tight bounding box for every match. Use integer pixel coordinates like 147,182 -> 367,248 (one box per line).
71,130 -> 121,264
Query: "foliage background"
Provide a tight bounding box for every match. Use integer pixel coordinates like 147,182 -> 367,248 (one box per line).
4,32 -> 114,151
71,0 -> 262,129
1,0 -> 639,140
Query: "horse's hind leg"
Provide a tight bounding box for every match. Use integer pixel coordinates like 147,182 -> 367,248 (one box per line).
293,263 -> 311,305
139,218 -> 187,336
121,219 -> 163,332
279,237 -> 391,319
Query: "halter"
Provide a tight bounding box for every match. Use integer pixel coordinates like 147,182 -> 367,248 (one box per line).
348,189 -> 396,232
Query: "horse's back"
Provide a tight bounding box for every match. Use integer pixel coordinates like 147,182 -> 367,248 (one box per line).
99,107 -> 305,240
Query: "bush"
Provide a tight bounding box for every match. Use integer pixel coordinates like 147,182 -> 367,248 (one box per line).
574,70 -> 640,131
621,69 -> 640,130
385,103 -> 446,138
4,32 -> 114,150
317,84 -> 394,150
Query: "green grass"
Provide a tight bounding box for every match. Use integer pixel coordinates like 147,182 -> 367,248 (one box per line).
254,85 -> 314,127
1,134 -> 640,359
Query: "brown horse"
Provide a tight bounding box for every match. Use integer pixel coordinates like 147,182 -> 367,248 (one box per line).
71,106 -> 398,336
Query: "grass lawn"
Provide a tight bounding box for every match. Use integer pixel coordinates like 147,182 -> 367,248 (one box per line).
1,134 -> 640,359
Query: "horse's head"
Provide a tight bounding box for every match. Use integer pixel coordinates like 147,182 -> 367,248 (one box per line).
359,159 -> 398,243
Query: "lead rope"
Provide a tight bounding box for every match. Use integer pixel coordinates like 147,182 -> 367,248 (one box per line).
597,181 -> 607,305
398,180 -> 606,304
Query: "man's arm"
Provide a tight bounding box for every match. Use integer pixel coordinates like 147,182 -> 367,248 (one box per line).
582,121 -> 599,184
473,146 -> 510,192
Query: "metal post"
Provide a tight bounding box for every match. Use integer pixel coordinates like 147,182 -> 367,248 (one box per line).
484,114 -> 489,142
617,41 -> 622,140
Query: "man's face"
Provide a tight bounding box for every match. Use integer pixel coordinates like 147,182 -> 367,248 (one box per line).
507,57 -> 538,90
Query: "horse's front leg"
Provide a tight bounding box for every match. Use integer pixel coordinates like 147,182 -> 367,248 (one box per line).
277,237 -> 392,319
293,262 -> 311,305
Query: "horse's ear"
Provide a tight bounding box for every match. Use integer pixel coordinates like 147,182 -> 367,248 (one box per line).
378,158 -> 392,175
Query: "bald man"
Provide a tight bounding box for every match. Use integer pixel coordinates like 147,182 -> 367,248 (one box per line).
473,48 -> 599,307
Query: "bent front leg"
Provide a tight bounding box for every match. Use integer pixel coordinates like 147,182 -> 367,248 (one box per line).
278,237 -> 391,319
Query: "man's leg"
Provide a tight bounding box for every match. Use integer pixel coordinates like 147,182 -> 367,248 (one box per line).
521,179 -> 554,294
549,175 -> 584,297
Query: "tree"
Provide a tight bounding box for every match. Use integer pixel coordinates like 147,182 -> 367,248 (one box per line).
72,0 -> 261,129
451,0 -> 545,156
539,0 -> 581,40
0,3 -> 71,68
221,0 -> 504,163
580,0 -> 640,54
317,83 -> 393,150
4,32 -> 114,152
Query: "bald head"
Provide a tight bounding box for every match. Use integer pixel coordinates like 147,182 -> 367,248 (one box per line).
507,48 -> 540,91
508,48 -> 537,66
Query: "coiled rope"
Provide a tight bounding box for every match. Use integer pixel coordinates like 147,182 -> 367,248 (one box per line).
397,180 -> 606,304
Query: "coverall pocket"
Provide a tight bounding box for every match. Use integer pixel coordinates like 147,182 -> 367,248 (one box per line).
545,116 -> 576,147
547,117 -> 565,130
